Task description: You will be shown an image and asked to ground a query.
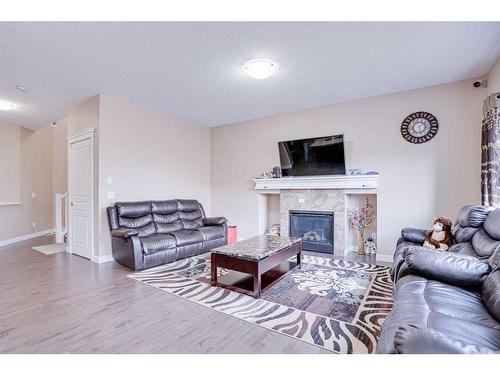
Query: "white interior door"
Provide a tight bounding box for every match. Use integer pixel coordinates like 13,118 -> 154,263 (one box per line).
68,134 -> 94,259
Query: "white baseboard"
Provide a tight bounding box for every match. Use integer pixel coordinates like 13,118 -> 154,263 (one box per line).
0,228 -> 55,248
344,245 -> 392,263
90,254 -> 114,264
375,253 -> 393,263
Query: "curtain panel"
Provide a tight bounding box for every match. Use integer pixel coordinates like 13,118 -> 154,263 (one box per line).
481,93 -> 500,207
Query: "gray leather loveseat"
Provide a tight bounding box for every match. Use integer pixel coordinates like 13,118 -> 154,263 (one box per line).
377,205 -> 500,354
107,199 -> 227,271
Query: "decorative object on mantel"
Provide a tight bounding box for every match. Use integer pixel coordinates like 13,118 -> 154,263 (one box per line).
347,169 -> 362,175
266,223 -> 280,236
259,166 -> 282,179
365,171 -> 379,175
401,111 -> 438,144
364,233 -> 377,256
347,199 -> 375,255
272,166 -> 282,178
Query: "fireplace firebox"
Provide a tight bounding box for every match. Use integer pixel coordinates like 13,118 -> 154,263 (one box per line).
289,210 -> 334,254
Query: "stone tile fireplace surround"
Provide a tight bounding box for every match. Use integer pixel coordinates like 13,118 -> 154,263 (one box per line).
254,175 -> 379,256
281,189 -> 345,253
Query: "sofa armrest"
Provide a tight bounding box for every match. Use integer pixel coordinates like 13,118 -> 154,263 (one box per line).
202,217 -> 227,226
400,227 -> 428,245
111,228 -> 139,239
394,325 -> 497,354
404,246 -> 490,289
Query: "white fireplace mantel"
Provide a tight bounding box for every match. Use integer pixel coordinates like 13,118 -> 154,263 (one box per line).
253,174 -> 379,191
254,174 -> 380,257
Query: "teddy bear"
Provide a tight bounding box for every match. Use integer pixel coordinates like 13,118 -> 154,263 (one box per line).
423,217 -> 453,250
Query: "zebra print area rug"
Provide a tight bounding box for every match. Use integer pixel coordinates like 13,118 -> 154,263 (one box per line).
128,254 -> 393,353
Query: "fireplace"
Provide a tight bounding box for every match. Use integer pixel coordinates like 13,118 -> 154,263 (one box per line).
289,210 -> 334,254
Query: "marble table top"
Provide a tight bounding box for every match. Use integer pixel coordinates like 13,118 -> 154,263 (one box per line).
211,235 -> 302,261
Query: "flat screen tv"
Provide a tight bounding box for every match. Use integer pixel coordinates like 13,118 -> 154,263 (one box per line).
278,134 -> 346,177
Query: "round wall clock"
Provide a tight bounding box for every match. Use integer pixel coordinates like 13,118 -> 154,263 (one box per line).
401,111 -> 439,144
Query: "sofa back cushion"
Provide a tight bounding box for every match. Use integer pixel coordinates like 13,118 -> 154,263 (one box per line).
456,205 -> 492,228
466,208 -> 500,259
177,199 -> 204,229
483,208 -> 500,240
451,206 -> 499,260
116,201 -> 156,237
152,200 -> 183,234
113,199 -> 206,236
453,225 -> 480,243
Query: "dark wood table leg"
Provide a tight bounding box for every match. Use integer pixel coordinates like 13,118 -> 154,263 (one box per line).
297,242 -> 302,269
211,253 -> 217,286
253,272 -> 261,299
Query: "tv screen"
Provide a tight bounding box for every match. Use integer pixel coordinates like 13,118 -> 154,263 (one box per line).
278,134 -> 346,177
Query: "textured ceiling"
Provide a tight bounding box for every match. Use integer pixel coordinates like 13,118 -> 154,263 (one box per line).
0,22 -> 499,130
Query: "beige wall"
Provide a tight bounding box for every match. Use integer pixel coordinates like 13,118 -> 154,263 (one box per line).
97,95 -> 212,257
52,118 -> 68,195
0,121 -> 67,243
0,123 -> 21,204
210,79 -> 485,256
487,57 -> 500,94
68,96 -> 100,136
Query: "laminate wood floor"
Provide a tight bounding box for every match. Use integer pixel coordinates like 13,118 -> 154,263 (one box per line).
0,237 -> 330,354
0,237 -> 391,354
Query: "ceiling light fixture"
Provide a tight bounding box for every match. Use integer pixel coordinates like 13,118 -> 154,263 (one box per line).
16,85 -> 28,93
244,59 -> 277,80
0,100 -> 16,111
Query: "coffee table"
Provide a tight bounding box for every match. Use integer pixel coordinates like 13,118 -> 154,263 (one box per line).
210,235 -> 302,298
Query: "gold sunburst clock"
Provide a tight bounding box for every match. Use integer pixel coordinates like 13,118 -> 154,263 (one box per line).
401,111 -> 439,144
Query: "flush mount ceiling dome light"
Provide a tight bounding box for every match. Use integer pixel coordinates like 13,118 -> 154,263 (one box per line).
0,100 -> 16,111
244,59 -> 277,80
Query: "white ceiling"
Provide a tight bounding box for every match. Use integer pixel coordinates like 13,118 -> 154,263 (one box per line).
1,22 -> 499,130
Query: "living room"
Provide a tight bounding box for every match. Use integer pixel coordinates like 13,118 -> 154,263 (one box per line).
0,1 -> 499,373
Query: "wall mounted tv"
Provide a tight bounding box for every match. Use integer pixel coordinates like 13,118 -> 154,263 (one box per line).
278,134 -> 346,177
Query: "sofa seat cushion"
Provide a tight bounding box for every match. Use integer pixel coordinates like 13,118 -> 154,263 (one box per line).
171,229 -> 204,246
197,226 -> 225,241
141,234 -> 176,255
377,275 -> 500,353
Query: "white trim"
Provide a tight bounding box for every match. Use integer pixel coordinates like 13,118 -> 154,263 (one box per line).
67,128 -> 97,143
0,202 -> 22,206
254,174 -> 379,191
0,228 -> 55,248
90,254 -> 114,264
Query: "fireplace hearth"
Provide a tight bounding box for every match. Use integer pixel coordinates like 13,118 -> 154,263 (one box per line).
289,210 -> 334,254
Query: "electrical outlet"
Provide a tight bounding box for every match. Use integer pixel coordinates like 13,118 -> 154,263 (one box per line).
31,192 -> 36,198
107,191 -> 115,200
106,176 -> 113,185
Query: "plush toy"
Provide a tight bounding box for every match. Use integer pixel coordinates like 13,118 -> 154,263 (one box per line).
423,217 -> 453,250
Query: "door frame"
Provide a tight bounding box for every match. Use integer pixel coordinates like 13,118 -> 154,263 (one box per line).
67,128 -> 97,260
